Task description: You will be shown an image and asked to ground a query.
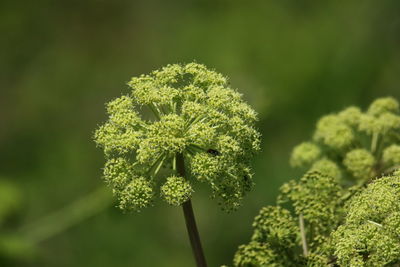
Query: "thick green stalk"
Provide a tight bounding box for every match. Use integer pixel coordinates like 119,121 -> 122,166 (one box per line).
177,153 -> 208,267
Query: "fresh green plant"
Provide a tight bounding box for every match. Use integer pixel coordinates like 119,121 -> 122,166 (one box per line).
232,97 -> 400,266
94,63 -> 261,266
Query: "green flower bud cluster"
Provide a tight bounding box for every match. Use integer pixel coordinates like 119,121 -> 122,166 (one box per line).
233,206 -> 299,266
290,142 -> 321,168
290,97 -> 400,182
230,97 -> 400,267
278,172 -> 342,240
233,172 -> 341,267
343,149 -> 375,180
160,176 -> 193,206
383,144 -> 400,167
332,172 -> 400,267
94,63 -> 260,211
233,241 -> 283,267
251,206 -> 298,248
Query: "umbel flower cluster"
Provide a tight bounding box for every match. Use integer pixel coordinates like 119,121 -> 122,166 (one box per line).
232,97 -> 400,267
94,63 -> 260,212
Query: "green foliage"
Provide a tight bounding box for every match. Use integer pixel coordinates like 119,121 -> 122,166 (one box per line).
232,97 -> 400,267
0,234 -> 36,262
94,63 -> 261,211
0,180 -> 31,263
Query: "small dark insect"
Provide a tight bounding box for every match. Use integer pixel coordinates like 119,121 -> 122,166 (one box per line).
207,149 -> 220,156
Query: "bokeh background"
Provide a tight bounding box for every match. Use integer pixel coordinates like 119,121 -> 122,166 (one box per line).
1,0 -> 400,266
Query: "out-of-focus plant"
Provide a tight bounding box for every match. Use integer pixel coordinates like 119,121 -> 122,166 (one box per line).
0,178 -> 34,264
0,179 -> 22,226
0,177 -> 112,266
232,97 -> 400,267
94,63 -> 261,267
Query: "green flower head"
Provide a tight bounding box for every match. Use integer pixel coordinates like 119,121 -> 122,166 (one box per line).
251,206 -> 298,248
94,63 -> 261,211
343,149 -> 376,180
383,144 -> 400,167
290,97 -> 400,183
290,142 -> 321,168
233,241 -> 283,267
310,158 -> 342,180
367,97 -> 399,117
160,176 -> 193,206
313,115 -> 355,150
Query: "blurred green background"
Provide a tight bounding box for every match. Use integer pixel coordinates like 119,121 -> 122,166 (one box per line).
1,0 -> 400,266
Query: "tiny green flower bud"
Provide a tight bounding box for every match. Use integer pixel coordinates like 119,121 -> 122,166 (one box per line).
367,96 -> 399,116
280,172 -> 342,234
383,145 -> 400,166
378,112 -> 400,134
358,113 -> 379,135
160,176 -> 193,206
343,149 -> 375,180
310,158 -> 342,180
251,206 -> 298,248
233,241 -> 280,267
118,177 -> 154,212
103,157 -> 133,190
338,106 -> 362,127
189,152 -> 221,182
290,142 -> 321,168
359,112 -> 400,135
94,120 -> 143,156
313,115 -> 354,150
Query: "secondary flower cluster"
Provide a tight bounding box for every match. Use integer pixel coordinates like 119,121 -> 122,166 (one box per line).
231,97 -> 400,267
290,97 -> 400,182
233,172 -> 342,267
94,63 -> 260,211
333,170 -> 400,266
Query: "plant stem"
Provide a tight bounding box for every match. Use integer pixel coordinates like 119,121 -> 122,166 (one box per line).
299,213 -> 308,257
177,153 -> 208,267
371,132 -> 379,154
367,220 -> 383,227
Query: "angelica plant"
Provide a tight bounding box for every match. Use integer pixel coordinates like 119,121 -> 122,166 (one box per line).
232,97 -> 400,267
94,63 -> 261,267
